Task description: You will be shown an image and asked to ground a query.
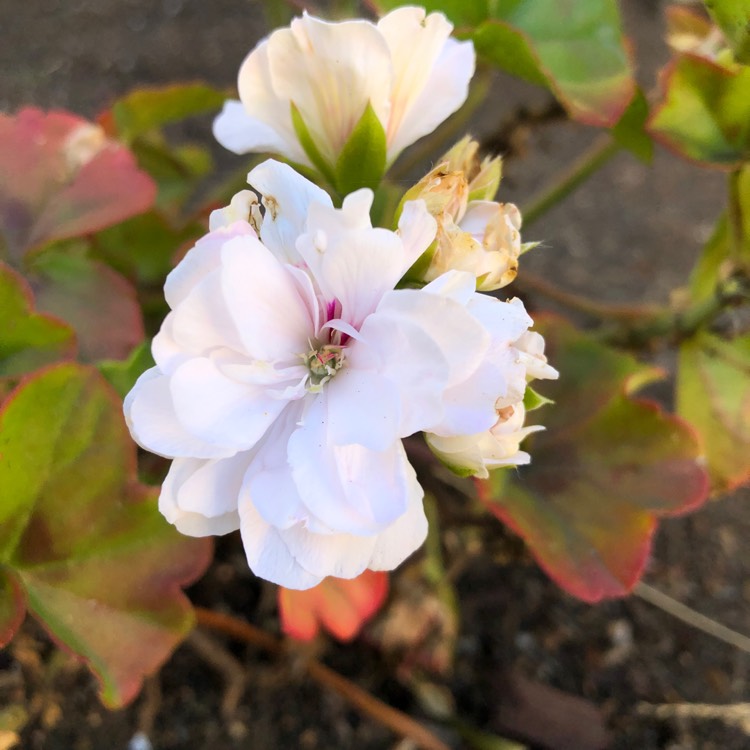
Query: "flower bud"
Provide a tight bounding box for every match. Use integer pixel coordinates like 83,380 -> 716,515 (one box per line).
402,138 -> 521,292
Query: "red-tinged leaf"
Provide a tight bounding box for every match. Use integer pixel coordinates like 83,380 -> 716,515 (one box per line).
0,570 -> 25,645
0,108 -> 156,261
678,332 -> 750,493
472,1 -> 635,127
279,571 -> 389,642
647,54 -> 750,168
0,262 -> 76,378
477,319 -> 709,603
0,363 -> 212,707
30,253 -> 144,362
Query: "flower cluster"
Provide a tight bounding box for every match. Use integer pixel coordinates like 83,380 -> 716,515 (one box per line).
125,6 -> 557,589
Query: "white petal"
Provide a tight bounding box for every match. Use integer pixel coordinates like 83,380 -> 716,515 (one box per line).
422,269 -> 477,305
325,365 -> 401,451
297,211 -> 413,329
159,456 -> 245,536
235,41 -> 309,164
125,368 -> 236,459
280,523 -> 377,580
350,309 -> 449,437
288,395 -> 413,534
151,313 -> 188,376
248,159 -> 331,264
384,14 -> 475,159
169,357 -> 286,451
266,15 -> 392,165
239,500 -> 322,589
170,268 -> 244,357
220,235 -> 314,361
369,463 -> 427,570
375,287 -> 489,387
213,99 -> 299,160
242,403 -> 308,530
397,199 -> 438,267
163,222 -> 255,310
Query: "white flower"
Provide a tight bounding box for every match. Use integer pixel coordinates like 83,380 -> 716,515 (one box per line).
213,7 -> 475,170
426,328 -> 558,478
125,160 -> 545,589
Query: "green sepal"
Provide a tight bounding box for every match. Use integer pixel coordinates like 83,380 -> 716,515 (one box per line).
520,241 -> 541,255
523,385 -> 554,412
290,102 -> 337,188
399,239 -> 438,288
335,102 -> 387,194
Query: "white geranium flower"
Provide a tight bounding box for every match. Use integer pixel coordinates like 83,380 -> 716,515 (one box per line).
426,328 -> 558,478
213,6 -> 475,170
125,160 -> 546,589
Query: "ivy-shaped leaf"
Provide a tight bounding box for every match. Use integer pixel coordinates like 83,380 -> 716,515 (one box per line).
30,252 -> 144,363
0,262 -> 75,378
0,108 -> 156,262
678,332 -> 750,492
648,53 -> 750,167
278,571 -> 389,642
0,363 -> 212,707
477,319 -> 709,603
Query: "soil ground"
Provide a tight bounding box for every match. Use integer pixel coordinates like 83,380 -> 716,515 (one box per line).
3,1 -> 749,748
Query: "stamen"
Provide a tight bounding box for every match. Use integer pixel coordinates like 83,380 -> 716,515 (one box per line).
303,343 -> 345,391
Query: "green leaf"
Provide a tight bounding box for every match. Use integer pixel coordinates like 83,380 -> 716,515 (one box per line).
290,102 -> 338,188
648,54 -> 750,167
93,211 -> 204,286
478,319 -> 708,602
30,252 -> 144,362
131,138 -> 213,215
611,88 -> 654,163
0,364 -> 212,707
704,0 -> 750,63
0,109 -> 156,263
473,0 -> 635,127
678,332 -> 750,492
0,262 -> 76,378
689,167 -> 750,301
335,102 -> 388,194
98,342 -> 155,399
110,83 -> 227,142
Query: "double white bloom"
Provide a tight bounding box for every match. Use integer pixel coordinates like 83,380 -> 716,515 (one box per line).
125,161 -> 555,588
213,6 -> 475,171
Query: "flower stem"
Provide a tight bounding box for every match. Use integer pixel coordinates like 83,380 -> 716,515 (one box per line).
516,269 -> 662,322
194,607 -> 452,750
599,273 -> 750,348
521,134 -> 621,228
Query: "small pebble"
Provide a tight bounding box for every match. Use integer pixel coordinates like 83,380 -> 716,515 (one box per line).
128,732 -> 153,750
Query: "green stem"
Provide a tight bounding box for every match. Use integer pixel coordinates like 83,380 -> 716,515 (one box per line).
600,274 -> 750,348
728,168 -> 745,261
521,135 -> 621,228
516,270 -> 662,322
